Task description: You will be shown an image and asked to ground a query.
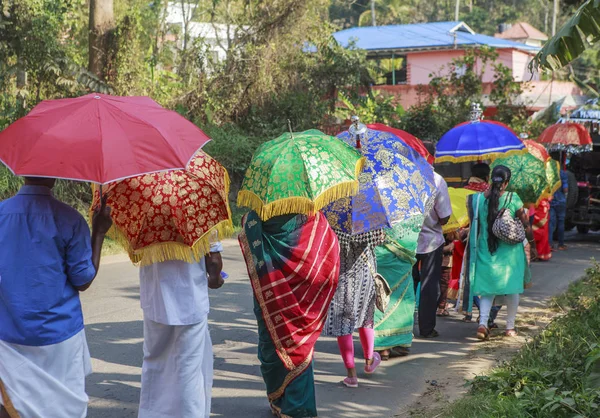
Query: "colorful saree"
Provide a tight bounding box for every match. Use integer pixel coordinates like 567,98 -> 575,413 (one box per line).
373,219 -> 421,351
533,199 -> 552,261
239,211 -> 340,418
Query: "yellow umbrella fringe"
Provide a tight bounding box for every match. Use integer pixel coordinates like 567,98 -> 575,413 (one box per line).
236,156 -> 365,221
237,179 -> 360,221
435,148 -> 527,164
105,219 -> 234,266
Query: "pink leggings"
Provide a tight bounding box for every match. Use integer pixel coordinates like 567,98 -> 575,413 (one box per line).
336,328 -> 374,369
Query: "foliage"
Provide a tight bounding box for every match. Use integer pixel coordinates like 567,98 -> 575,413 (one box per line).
531,0 -> 600,71
335,91 -> 404,126
440,261 -> 600,418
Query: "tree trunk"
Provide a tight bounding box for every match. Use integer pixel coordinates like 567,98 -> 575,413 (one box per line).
88,0 -> 115,80
552,0 -> 559,36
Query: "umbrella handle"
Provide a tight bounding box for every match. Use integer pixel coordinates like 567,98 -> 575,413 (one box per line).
99,185 -> 107,209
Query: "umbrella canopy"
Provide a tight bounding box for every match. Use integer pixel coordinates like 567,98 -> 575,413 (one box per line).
366,123 -> 434,164
91,151 -> 233,266
321,128 -> 435,235
491,152 -> 548,206
443,188 -> 475,234
537,122 -> 593,153
237,129 -> 365,220
545,159 -> 562,198
436,120 -> 526,163
0,93 -> 211,184
524,140 -> 561,200
524,139 -> 550,163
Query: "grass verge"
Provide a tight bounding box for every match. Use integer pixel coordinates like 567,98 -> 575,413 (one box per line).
433,261 -> 600,418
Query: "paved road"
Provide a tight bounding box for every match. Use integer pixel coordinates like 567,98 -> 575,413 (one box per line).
84,233 -> 600,418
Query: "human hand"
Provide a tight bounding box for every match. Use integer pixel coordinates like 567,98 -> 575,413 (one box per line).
208,274 -> 224,289
92,195 -> 113,235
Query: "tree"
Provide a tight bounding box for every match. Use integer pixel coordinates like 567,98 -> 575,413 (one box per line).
89,0 -> 115,79
531,0 -> 600,71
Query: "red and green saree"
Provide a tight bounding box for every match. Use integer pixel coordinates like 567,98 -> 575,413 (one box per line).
239,211 -> 340,418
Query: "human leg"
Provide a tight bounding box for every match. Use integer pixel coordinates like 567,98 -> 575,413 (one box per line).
418,245 -> 443,337
336,334 -> 356,376
557,204 -> 567,248
476,295 -> 495,340
437,267 -> 451,313
549,206 -> 557,247
505,294 -> 520,332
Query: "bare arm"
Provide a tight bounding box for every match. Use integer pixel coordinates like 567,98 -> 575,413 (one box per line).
74,201 -> 112,292
516,208 -> 537,258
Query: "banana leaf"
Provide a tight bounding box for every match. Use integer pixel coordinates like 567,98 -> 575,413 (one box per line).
530,0 -> 600,71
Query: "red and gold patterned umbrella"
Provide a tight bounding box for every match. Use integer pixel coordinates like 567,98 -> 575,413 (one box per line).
91,151 -> 233,266
537,122 -> 592,153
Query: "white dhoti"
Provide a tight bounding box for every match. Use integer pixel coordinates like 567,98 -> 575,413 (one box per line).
138,315 -> 213,418
0,329 -> 92,418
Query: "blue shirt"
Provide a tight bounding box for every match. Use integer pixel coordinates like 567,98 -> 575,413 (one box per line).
0,186 -> 96,346
552,170 -> 569,206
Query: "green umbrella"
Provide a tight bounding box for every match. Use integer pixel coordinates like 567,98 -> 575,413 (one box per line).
492,152 -> 548,206
545,159 -> 562,199
238,129 -> 365,220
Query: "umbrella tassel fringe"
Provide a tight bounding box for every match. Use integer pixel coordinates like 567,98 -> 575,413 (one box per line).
237,180 -> 359,221
435,148 -> 527,164
104,220 -> 234,267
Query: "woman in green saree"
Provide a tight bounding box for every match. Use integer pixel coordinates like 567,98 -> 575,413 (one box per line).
374,217 -> 423,359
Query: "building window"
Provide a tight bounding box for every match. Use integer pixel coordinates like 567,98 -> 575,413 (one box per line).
368,55 -> 407,85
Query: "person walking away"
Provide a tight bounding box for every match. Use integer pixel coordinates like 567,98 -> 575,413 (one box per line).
323,228 -> 385,388
374,218 -> 422,360
437,231 -> 458,317
464,163 -> 491,192
0,177 -> 112,418
413,172 -> 452,338
138,237 -> 224,418
239,211 -> 340,417
549,165 -> 569,251
468,165 -> 535,340
533,199 -> 552,261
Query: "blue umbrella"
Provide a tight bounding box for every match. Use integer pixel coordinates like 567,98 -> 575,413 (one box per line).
321,127 -> 435,235
435,104 -> 525,163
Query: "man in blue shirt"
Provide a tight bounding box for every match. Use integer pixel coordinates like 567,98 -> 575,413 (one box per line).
550,168 -> 569,250
0,177 -> 112,418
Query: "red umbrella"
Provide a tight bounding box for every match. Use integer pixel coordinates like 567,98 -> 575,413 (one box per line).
524,140 -> 550,163
537,122 -> 592,153
366,123 -> 434,164
0,93 -> 211,184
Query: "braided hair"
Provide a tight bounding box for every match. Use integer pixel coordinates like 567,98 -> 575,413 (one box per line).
487,165 -> 512,254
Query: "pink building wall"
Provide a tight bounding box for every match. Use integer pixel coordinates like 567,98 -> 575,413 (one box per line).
405,48 -> 538,85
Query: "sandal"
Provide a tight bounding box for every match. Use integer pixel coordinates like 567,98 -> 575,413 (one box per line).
505,329 -> 518,337
436,309 -> 450,317
378,350 -> 390,361
462,315 -> 473,322
476,325 -> 489,341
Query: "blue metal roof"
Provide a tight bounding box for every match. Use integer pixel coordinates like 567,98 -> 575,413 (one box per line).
333,21 -> 540,54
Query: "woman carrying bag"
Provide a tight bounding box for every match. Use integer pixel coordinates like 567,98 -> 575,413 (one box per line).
467,165 -> 536,340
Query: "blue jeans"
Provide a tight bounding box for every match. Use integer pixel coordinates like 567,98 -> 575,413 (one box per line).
550,203 -> 567,247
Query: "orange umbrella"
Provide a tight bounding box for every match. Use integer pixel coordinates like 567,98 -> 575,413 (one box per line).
524,140 -> 550,163
91,151 -> 233,266
537,122 -> 592,153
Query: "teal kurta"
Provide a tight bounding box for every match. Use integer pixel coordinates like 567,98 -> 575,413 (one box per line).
470,192 -> 529,297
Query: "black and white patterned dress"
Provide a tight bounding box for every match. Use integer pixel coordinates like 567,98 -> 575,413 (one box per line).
323,229 -> 386,337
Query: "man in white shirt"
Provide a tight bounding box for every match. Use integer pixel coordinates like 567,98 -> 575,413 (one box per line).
413,172 -> 452,338
137,242 -> 223,418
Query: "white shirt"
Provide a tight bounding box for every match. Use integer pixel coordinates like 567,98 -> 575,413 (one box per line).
139,242 -> 223,326
417,173 -> 452,254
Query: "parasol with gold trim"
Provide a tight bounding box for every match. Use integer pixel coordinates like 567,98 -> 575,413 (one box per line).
91,151 -> 233,266
237,128 -> 365,220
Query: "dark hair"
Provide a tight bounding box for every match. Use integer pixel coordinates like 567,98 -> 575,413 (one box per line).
487,165 -> 511,254
471,163 -> 490,182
